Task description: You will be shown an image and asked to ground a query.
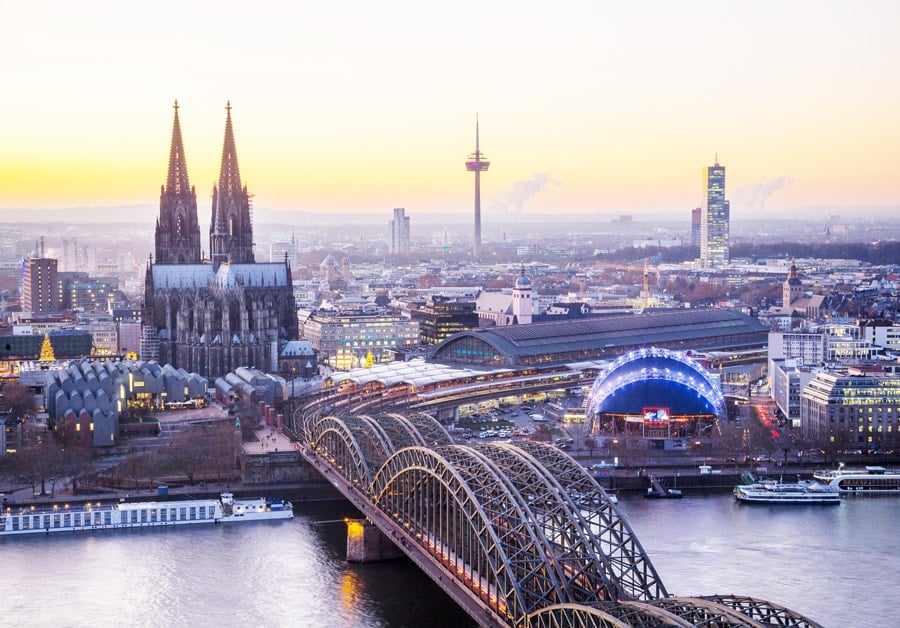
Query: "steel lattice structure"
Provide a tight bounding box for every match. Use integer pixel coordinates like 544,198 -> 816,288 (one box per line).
301,411 -> 822,628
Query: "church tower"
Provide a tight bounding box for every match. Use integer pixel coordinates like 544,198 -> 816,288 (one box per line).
511,268 -> 533,325
210,102 -> 254,267
155,100 -> 201,264
783,260 -> 802,308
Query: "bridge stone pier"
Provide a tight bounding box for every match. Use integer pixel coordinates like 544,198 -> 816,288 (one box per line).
346,518 -> 405,562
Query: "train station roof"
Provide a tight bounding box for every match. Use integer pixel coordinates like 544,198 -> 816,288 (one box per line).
329,359 -> 509,389
428,308 -> 767,367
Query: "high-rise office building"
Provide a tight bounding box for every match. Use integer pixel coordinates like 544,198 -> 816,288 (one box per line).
690,207 -> 701,247
700,160 -> 730,268
23,256 -> 59,313
270,235 -> 298,265
389,208 -> 410,254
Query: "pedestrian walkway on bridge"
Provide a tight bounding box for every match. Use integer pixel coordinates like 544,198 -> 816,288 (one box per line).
242,424 -> 296,455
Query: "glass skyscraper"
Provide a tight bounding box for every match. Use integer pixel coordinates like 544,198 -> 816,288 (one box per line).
700,160 -> 730,268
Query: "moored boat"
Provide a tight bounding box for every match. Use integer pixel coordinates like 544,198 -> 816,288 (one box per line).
0,492 -> 292,537
219,492 -> 294,521
733,479 -> 840,504
813,464 -> 900,494
644,474 -> 683,499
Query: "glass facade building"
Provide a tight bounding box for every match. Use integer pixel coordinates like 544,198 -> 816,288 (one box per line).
801,371 -> 900,449
411,297 -> 479,346
700,161 -> 730,268
302,312 -> 420,371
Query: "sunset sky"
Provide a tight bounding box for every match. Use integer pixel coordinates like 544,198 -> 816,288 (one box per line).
2,1 -> 898,222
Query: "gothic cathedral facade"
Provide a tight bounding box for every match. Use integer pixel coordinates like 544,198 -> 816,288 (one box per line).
141,102 -> 297,380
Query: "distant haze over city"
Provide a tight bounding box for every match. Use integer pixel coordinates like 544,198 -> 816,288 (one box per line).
2,3 -> 898,219
1,204 -> 898,229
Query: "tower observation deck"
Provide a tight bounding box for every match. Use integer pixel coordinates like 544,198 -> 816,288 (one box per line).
466,116 -> 490,260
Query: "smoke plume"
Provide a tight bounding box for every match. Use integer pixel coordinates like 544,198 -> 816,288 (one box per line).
490,172 -> 561,215
732,176 -> 793,213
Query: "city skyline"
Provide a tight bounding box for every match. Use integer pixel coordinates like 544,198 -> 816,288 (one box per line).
2,2 -> 899,221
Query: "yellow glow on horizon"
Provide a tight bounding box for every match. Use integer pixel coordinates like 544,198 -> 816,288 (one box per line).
2,2 -> 898,218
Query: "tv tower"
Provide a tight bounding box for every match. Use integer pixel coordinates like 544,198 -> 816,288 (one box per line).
466,115 -> 490,260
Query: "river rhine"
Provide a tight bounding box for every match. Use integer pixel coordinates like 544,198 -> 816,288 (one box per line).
1,493 -> 895,627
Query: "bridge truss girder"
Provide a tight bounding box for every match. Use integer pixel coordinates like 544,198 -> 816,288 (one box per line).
524,594 -> 819,628
698,595 -> 824,628
305,415 -> 389,489
304,410 -> 822,627
373,445 -> 572,620
514,441 -> 666,601
474,442 -> 633,604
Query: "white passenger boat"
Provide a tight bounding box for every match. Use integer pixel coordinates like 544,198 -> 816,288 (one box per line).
813,464 -> 900,494
219,492 -> 294,521
0,492 -> 292,536
733,479 -> 840,504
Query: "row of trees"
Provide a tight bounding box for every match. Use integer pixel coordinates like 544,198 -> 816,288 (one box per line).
0,422 -> 95,496
0,420 -> 241,496
109,422 -> 238,489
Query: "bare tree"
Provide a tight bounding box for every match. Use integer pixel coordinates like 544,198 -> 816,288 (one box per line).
566,422 -> 588,456
206,422 -> 238,485
58,442 -> 94,494
142,447 -> 160,489
169,424 -> 233,485
0,382 -> 37,424
119,443 -> 142,489
14,425 -> 64,496
819,427 -> 855,465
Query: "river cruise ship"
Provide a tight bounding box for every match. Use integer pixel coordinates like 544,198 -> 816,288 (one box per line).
733,479 -> 840,504
813,464 -> 900,494
0,492 -> 292,537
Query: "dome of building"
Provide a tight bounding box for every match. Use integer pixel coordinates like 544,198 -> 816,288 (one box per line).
786,260 -> 801,285
514,269 -> 531,288
587,347 -> 725,419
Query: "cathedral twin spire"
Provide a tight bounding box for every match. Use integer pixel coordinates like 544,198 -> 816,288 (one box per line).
155,100 -> 200,264
166,100 -> 191,195
155,100 -> 254,267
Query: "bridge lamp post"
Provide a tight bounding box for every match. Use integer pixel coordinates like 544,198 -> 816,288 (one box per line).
695,439 -> 709,466
612,437 -> 627,469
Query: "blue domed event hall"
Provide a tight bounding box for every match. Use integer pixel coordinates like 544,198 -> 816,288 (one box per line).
586,347 -> 726,440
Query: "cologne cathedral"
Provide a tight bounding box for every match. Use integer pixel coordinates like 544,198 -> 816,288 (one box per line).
141,102 -> 297,380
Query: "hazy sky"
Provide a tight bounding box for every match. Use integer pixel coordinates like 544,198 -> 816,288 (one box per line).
2,1 -> 899,221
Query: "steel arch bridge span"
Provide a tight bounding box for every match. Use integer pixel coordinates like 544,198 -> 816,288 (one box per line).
369,443 -> 667,620
302,411 -> 824,627
303,412 -> 455,490
511,441 -> 666,601
524,594 -> 824,628
586,347 -> 726,420
373,444 -> 575,619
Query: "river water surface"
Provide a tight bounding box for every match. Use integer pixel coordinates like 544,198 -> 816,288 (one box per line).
1,494 -> 895,627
